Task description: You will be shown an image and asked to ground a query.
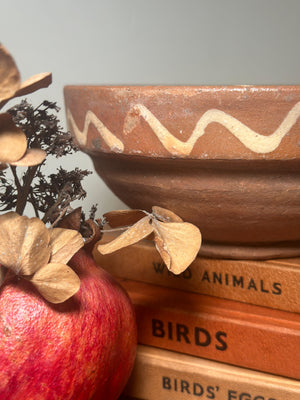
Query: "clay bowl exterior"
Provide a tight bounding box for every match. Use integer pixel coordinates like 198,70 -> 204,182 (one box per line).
64,86 -> 300,259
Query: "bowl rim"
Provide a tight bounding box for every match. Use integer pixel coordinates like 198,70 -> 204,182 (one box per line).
64,84 -> 300,162
64,84 -> 300,91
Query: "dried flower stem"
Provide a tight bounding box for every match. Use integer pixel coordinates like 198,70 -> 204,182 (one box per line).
11,164 -> 40,216
28,191 -> 41,218
49,207 -> 68,228
10,166 -> 21,192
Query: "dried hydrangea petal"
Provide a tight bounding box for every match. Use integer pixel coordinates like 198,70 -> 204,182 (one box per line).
10,148 -> 46,167
98,216 -> 154,254
31,262 -> 80,304
0,212 -> 51,275
152,206 -> 183,222
0,113 -> 27,163
0,44 -> 20,103
153,221 -> 202,274
49,228 -> 84,264
14,72 -> 52,98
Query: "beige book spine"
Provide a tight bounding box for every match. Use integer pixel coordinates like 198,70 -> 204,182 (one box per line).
123,345 -> 300,400
93,234 -> 300,313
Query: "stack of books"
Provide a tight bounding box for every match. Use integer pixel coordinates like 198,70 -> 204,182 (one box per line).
93,234 -> 300,399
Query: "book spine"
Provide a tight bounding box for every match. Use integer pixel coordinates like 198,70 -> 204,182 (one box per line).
119,279 -> 300,380
123,345 -> 300,400
93,237 -> 300,313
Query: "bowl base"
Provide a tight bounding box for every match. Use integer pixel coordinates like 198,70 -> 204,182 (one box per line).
200,240 -> 300,260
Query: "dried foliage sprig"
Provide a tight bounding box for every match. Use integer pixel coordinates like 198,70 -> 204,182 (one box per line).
0,100 -> 91,222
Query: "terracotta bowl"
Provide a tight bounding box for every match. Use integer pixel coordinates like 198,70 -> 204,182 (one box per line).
64,85 -> 300,259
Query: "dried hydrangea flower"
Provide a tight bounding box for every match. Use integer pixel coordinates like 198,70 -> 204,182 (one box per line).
98,206 -> 202,274
0,212 -> 84,303
0,44 -> 51,167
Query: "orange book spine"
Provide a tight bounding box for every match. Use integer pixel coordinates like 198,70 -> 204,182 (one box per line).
93,235 -> 300,313
118,279 -> 300,380
122,345 -> 300,400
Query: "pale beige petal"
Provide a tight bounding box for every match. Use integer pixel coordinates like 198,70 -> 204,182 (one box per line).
14,72 -> 52,97
154,221 -> 202,274
153,232 -> 171,268
49,228 -> 84,264
0,44 -> 20,104
31,262 -> 80,304
0,113 -> 27,163
152,206 -> 183,222
0,212 -> 25,272
98,216 -> 154,254
10,148 -> 46,166
0,212 -> 51,275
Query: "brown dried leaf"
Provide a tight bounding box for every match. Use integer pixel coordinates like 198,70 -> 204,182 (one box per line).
0,212 -> 51,275
152,206 -> 183,222
0,113 -> 27,163
49,228 -> 84,265
103,209 -> 147,228
31,263 -> 80,304
0,44 -> 20,103
82,219 -> 102,245
57,207 -> 82,231
153,221 -> 202,274
14,72 -> 52,98
98,216 -> 154,254
10,148 -> 46,166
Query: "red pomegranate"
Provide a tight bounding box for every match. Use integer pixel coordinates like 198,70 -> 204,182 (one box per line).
0,249 -> 137,400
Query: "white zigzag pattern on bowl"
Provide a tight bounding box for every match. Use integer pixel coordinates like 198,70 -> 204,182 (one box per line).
67,101 -> 300,156
66,109 -> 124,152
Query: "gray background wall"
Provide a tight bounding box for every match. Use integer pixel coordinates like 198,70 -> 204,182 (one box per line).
1,0 -> 300,217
